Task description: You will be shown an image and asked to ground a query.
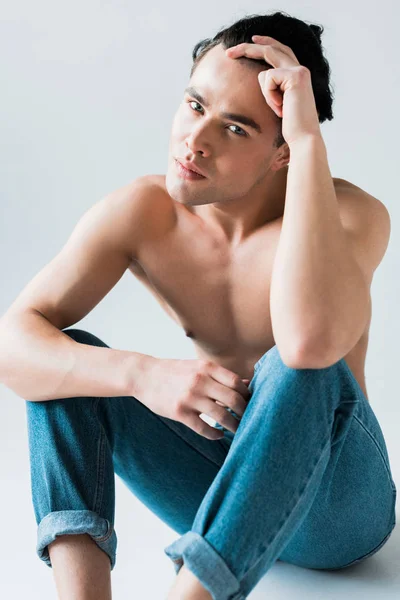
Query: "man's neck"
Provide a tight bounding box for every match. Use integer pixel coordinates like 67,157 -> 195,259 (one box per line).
191,165 -> 288,247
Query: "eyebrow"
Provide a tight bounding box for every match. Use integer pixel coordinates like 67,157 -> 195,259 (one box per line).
184,86 -> 263,134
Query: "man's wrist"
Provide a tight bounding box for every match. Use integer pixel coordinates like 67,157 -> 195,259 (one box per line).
122,351 -> 158,399
288,133 -> 326,154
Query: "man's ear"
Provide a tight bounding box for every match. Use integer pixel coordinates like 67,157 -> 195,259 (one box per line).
272,142 -> 290,171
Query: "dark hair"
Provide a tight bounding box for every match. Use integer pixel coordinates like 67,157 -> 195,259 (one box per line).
190,11 -> 334,148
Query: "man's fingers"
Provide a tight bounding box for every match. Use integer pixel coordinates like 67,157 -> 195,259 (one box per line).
207,364 -> 251,400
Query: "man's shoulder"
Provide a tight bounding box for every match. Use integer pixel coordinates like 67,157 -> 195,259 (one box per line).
333,177 -> 389,217
115,174 -> 176,222
118,173 -> 168,201
333,176 -> 390,279
333,177 -> 382,203
118,174 -> 177,257
144,173 -> 168,189
333,176 -> 363,194
134,173 -> 167,193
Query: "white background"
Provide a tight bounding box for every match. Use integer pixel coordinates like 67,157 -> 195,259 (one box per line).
1,1 -> 399,597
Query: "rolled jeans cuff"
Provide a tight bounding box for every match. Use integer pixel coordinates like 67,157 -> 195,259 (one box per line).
36,509 -> 117,570
164,531 -> 245,600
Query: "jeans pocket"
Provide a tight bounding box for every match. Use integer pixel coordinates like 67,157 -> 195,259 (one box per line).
254,356 -> 264,372
253,348 -> 272,372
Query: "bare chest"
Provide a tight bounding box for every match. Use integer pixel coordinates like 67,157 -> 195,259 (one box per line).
129,205 -> 370,400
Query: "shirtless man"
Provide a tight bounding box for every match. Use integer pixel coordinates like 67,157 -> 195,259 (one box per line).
0,16 -> 391,600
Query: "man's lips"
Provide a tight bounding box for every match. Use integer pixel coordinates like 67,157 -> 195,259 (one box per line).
175,158 -> 207,177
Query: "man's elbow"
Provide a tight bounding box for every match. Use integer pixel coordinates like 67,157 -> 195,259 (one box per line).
281,336 -> 337,370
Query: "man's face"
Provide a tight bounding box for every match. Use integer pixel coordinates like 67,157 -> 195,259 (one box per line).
166,43 -> 284,208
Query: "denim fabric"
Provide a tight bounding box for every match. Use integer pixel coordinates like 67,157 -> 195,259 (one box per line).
25,329 -> 396,600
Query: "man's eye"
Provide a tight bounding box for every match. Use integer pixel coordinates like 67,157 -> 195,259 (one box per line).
188,100 -> 203,113
227,124 -> 247,136
187,100 -> 247,137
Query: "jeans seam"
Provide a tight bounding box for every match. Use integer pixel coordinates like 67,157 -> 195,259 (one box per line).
92,397 -> 106,515
352,413 -> 396,492
93,521 -> 115,543
325,523 -> 396,570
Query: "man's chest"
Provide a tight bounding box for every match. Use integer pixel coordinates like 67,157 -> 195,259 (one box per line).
129,214 -> 282,359
128,176 -> 371,397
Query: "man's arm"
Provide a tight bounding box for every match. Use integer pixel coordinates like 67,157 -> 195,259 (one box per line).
0,176 -> 174,401
270,135 -> 390,368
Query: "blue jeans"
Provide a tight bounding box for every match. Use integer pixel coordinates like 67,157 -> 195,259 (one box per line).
25,328 -> 397,600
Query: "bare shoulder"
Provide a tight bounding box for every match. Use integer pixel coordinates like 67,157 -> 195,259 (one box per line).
112,174 -> 174,215
333,177 -> 390,223
111,174 -> 177,260
333,176 -> 389,209
333,176 -> 375,197
333,176 -> 391,275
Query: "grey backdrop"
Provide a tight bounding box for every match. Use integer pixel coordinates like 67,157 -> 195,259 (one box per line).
1,1 -> 399,598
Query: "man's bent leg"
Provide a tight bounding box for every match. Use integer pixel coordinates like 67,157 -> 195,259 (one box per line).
48,534 -> 111,600
24,328 -> 233,599
25,329 -> 119,597
166,563 -> 212,600
164,345 -> 395,600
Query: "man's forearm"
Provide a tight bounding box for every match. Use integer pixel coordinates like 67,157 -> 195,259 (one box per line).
0,311 -> 154,402
270,134 -> 364,364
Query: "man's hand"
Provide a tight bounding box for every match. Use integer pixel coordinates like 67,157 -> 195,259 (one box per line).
136,357 -> 252,439
225,35 -> 321,146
